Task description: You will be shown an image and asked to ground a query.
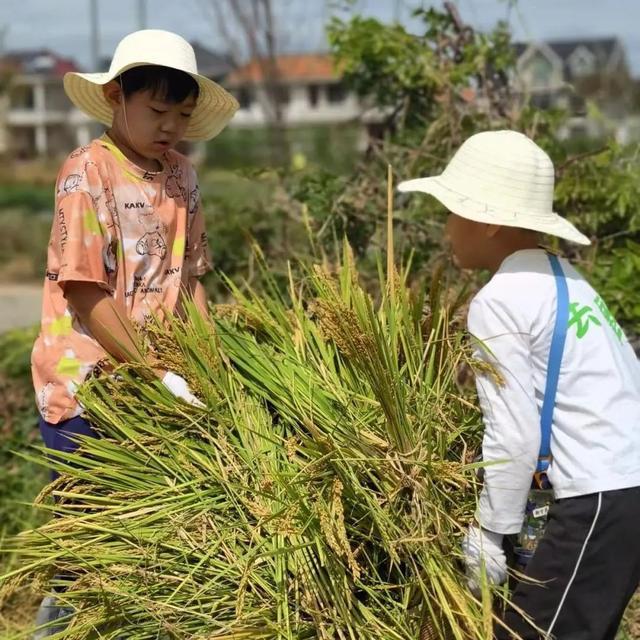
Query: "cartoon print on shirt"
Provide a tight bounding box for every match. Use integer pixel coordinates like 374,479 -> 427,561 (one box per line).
189,185 -> 199,215
102,183 -> 118,219
166,163 -> 187,201
136,232 -> 167,259
37,381 -> 55,420
59,162 -> 121,266
61,161 -> 101,199
70,145 -> 91,159
99,183 -> 122,237
135,208 -> 168,259
62,174 -> 82,195
105,239 -> 118,275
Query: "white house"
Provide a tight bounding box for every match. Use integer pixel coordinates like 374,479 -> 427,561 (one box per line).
224,53 -> 360,127
0,49 -> 92,158
513,38 -> 633,140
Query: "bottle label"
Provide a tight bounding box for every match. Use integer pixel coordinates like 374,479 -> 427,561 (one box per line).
533,505 -> 550,519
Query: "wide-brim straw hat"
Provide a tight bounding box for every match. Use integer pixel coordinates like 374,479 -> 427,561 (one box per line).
398,130 -> 590,245
64,29 -> 239,142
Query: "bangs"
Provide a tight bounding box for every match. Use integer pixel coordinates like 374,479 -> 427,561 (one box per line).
117,65 -> 200,103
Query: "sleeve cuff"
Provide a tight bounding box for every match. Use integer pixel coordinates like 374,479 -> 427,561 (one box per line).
58,272 -> 114,295
475,505 -> 524,536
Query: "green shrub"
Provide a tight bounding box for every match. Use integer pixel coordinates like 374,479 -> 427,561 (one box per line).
0,327 -> 47,541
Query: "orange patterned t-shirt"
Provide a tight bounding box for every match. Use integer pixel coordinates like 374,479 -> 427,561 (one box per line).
31,136 -> 212,423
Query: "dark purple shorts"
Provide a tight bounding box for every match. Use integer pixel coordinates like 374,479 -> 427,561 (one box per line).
38,415 -> 98,481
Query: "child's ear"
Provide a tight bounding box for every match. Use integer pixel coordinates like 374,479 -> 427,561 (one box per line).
103,81 -> 123,109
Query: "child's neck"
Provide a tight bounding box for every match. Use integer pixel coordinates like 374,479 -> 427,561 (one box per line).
486,234 -> 540,274
105,128 -> 163,173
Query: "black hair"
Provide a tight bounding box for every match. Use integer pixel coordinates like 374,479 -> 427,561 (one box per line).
116,65 -> 200,103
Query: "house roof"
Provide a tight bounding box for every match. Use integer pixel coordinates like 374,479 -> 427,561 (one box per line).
225,53 -> 338,86
514,37 -> 619,60
514,37 -> 624,81
0,49 -> 80,76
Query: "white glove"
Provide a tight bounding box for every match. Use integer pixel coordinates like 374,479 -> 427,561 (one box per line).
162,371 -> 205,408
462,525 -> 507,595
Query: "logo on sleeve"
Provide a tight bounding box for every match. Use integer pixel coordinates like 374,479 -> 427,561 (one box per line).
568,296 -> 623,341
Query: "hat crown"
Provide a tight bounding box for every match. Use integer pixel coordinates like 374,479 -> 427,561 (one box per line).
396,129 -> 589,245
442,130 -> 555,216
109,29 -> 198,76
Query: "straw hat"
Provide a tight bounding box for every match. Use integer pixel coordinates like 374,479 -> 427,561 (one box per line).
64,29 -> 239,142
398,130 -> 590,245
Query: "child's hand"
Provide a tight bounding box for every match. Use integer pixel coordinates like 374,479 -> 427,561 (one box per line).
161,371 -> 205,408
462,525 -> 507,595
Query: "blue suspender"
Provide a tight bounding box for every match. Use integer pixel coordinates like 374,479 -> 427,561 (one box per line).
537,254 -> 569,474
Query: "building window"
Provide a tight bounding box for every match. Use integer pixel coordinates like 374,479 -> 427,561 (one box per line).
31,54 -> 55,73
275,85 -> 290,106
327,82 -> 347,104
526,52 -> 555,88
308,84 -> 320,108
47,84 -> 70,111
569,47 -> 596,77
236,87 -> 253,110
10,85 -> 35,110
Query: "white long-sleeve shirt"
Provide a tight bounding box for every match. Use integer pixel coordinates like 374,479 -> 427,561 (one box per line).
469,249 -> 640,534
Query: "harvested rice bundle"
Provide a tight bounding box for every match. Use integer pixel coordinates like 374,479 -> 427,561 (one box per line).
2,250 -> 508,639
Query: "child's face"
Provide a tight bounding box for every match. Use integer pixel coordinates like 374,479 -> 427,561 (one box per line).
109,87 -> 197,160
445,213 -> 492,270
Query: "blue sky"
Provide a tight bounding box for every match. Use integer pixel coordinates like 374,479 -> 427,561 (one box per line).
2,0 -> 639,75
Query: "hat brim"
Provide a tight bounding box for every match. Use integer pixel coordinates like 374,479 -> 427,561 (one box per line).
398,176 -> 591,246
64,64 -> 239,142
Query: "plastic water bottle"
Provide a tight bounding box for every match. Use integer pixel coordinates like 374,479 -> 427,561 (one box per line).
514,489 -> 553,570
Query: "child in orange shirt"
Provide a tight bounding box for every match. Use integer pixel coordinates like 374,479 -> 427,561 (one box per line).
31,28 -> 238,637
32,28 -> 238,468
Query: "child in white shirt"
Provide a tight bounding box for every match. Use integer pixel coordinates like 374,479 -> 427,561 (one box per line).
399,130 -> 640,639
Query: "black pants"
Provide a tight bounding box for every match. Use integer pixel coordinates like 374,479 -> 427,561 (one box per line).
496,486 -> 640,640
